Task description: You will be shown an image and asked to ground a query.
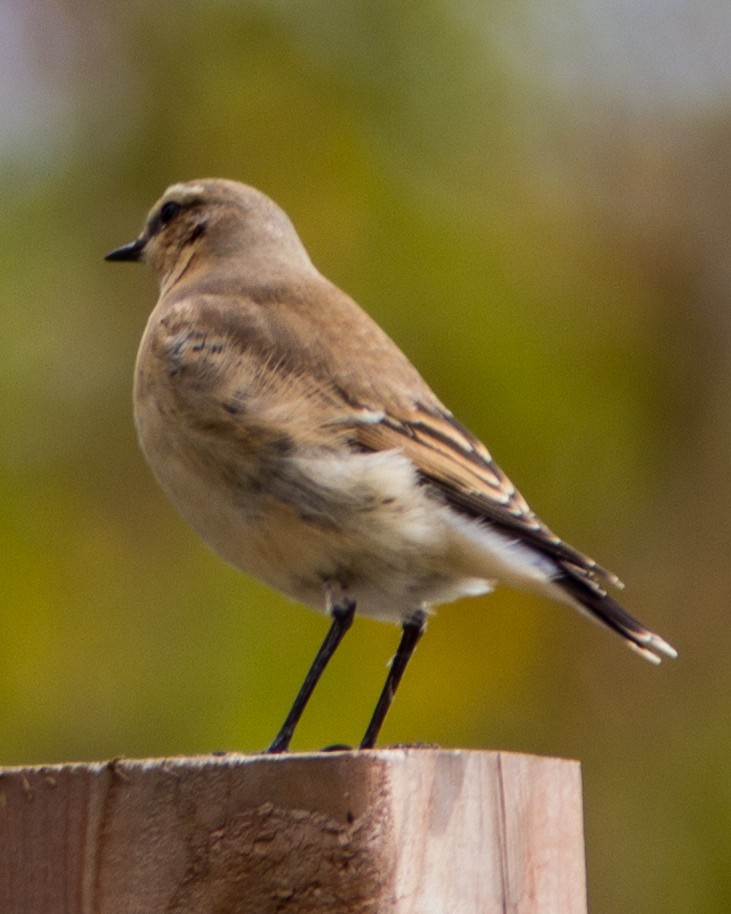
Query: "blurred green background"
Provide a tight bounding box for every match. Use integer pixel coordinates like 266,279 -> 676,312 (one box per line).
1,1 -> 729,910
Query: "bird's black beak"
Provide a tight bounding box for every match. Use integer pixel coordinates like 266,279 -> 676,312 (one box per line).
104,237 -> 146,262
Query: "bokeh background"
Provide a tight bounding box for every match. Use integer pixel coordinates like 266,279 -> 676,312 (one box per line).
1,1 -> 729,910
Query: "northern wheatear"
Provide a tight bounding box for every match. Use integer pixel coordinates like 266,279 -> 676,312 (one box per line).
106,179 -> 676,751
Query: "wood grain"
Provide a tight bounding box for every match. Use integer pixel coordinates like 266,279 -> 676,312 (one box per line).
0,750 -> 586,913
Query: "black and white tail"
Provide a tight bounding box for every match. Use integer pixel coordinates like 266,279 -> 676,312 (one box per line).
557,567 -> 677,664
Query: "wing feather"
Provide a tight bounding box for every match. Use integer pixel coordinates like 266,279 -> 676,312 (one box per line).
349,401 -> 622,588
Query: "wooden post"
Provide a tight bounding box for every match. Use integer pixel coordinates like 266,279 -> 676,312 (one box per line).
0,749 -> 585,913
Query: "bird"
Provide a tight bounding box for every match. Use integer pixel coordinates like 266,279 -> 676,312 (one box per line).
106,178 -> 676,752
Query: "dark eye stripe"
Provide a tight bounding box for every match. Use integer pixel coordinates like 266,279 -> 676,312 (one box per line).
160,200 -> 182,225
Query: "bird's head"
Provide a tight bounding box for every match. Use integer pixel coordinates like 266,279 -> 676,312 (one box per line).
105,179 -> 314,288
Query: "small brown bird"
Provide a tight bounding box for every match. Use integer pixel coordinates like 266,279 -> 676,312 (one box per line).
106,179 -> 676,752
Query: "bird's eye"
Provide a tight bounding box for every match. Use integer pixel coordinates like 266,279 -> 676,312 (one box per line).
160,201 -> 182,225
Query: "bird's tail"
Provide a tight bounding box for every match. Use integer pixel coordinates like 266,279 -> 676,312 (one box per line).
556,568 -> 677,664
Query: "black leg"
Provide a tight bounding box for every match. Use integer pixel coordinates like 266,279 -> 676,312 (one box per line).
360,609 -> 427,750
266,592 -> 355,754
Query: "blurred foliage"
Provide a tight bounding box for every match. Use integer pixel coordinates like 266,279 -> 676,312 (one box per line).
1,1 -> 730,911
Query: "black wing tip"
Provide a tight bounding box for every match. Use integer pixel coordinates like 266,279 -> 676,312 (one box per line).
557,570 -> 677,664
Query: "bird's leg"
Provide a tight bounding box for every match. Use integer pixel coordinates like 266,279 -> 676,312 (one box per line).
266,584 -> 355,754
360,608 -> 427,750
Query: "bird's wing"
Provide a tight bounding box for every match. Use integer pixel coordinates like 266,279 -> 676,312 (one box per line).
347,400 -> 622,588
152,288 -> 619,587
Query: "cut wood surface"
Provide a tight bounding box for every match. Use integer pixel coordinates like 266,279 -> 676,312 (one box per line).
0,749 -> 586,914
